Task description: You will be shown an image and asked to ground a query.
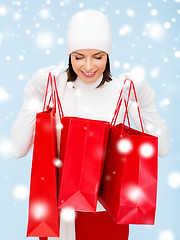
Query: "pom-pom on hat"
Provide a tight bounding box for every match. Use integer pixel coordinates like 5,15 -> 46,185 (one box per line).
66,9 -> 112,55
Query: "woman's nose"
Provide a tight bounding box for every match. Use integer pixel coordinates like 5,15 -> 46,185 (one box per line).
84,58 -> 93,72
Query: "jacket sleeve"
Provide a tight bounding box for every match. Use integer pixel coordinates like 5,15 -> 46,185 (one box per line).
9,97 -> 43,158
9,66 -> 55,158
128,96 -> 170,158
9,69 -> 67,159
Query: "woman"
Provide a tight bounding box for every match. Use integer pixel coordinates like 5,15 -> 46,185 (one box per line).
10,9 -> 170,240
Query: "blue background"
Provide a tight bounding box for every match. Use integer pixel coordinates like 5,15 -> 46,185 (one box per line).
0,0 -> 179,239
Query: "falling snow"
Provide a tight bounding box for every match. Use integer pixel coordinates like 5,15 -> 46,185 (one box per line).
113,60 -> 121,68
139,143 -> 154,158
0,1 -> 179,240
126,8 -> 135,18
36,31 -> 54,49
174,51 -> 180,58
168,171 -> 180,189
13,184 -> 28,200
61,208 -> 75,222
150,67 -> 159,78
32,202 -> 48,219
117,138 -> 133,154
119,25 -> 132,36
159,230 -> 174,240
146,22 -> 165,41
0,87 -> 11,102
39,8 -> 51,19
151,9 -> 158,16
0,5 -> 7,16
125,185 -> 145,203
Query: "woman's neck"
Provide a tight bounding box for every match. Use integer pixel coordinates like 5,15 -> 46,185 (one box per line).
74,74 -> 103,92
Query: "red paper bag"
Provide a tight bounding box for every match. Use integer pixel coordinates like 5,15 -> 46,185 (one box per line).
52,76 -> 111,212
27,74 -> 59,238
75,211 -> 129,240
99,80 -> 158,225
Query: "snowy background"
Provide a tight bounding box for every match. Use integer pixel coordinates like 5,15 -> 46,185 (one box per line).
0,0 -> 180,239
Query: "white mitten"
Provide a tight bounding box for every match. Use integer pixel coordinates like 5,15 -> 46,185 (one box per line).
24,65 -> 63,101
119,72 -> 170,157
119,72 -> 155,109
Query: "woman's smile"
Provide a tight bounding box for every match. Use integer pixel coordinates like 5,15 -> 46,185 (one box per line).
81,70 -> 97,78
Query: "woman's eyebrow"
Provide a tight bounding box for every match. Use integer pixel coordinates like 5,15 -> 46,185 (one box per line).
93,51 -> 105,55
72,52 -> 84,56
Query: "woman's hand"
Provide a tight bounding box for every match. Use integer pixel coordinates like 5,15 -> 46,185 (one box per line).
119,72 -> 155,108
24,65 -> 63,101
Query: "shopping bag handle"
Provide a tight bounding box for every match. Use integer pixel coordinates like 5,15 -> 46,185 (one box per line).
111,98 -> 130,128
43,72 -> 56,112
111,79 -> 131,126
111,79 -> 144,133
52,74 -> 64,122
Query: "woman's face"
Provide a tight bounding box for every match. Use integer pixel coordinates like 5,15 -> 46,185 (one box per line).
70,49 -> 107,83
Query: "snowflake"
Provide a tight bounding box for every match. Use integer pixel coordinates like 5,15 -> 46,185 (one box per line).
18,55 -> 24,61
113,60 -> 120,68
40,8 -> 51,19
61,208 -> 75,222
125,185 -> 145,203
174,51 -> 180,58
163,57 -> 168,62
13,185 -> 28,200
6,56 -> 11,61
13,12 -> 22,21
168,171 -> 180,189
32,202 -> 48,219
164,22 -> 171,29
60,1 -> 65,6
0,5 -> 7,16
126,8 -> 135,18
146,22 -> 165,41
151,9 -> 158,16
0,87 -> 10,102
159,98 -> 170,107
119,25 -> 132,36
36,31 -> 54,49
0,138 -> 11,156
123,62 -> 130,70
57,37 -> 64,45
150,67 -> 159,78
131,66 -> 146,82
18,74 -> 24,80
79,3 -> 84,8
26,29 -> 31,35
159,230 -> 174,240
139,143 -> 154,158
53,158 -> 63,168
117,138 -> 132,154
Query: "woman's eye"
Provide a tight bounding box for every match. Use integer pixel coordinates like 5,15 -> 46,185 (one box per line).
75,57 -> 83,60
95,56 -> 102,60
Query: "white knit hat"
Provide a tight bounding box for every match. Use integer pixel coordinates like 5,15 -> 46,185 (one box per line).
66,9 -> 112,55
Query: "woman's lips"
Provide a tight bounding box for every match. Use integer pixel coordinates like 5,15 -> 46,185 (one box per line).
81,70 -> 97,78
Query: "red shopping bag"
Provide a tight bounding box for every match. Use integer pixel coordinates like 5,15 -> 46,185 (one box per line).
52,76 -> 111,212
99,80 -> 158,225
75,211 -> 129,240
27,74 -> 59,238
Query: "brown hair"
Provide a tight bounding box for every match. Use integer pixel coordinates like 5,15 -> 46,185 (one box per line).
65,54 -> 112,88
